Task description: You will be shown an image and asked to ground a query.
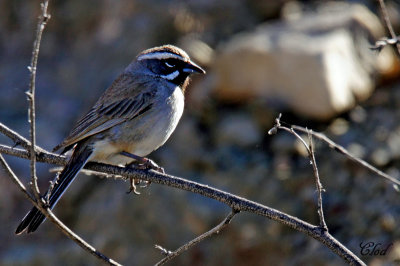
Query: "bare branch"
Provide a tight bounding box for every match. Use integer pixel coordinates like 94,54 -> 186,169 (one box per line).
307,132 -> 328,230
0,123 -> 32,150
370,36 -> 400,52
0,154 -> 36,203
2,1 -> 122,265
27,0 -> 51,199
155,209 -> 238,265
269,116 -> 328,231
377,0 -> 400,55
0,133 -> 365,265
0,154 -> 121,266
0,144 -> 65,165
267,114 -> 400,186
289,124 -> 400,187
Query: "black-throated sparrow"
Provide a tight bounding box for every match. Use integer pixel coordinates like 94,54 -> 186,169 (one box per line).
15,45 -> 205,234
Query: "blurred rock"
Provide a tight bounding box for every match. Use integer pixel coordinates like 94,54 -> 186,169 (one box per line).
370,147 -> 391,166
388,128 -> 400,159
347,143 -> 367,159
271,132 -> 296,154
294,136 -> 309,157
178,38 -> 214,67
208,2 -> 398,120
215,113 -> 261,147
349,106 -> 367,123
328,118 -> 349,136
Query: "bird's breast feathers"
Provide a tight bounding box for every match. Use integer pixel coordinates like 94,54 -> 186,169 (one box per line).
90,86 -> 184,164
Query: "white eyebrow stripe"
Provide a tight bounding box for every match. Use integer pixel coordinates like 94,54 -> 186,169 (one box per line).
160,70 -> 180,80
138,52 -> 185,61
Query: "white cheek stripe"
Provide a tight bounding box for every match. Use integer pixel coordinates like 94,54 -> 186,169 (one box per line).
160,70 -> 180,80
138,52 -> 185,61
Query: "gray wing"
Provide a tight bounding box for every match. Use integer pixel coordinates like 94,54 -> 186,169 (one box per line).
54,90 -> 154,152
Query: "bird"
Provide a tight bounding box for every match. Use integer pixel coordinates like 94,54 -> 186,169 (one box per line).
15,44 -> 205,234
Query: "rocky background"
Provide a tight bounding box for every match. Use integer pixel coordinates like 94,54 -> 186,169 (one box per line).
1,0 -> 400,265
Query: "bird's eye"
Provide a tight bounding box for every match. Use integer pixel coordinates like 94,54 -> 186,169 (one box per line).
164,61 -> 175,68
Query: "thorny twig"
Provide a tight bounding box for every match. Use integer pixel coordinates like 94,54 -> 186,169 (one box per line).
269,114 -> 328,231
155,209 -> 238,265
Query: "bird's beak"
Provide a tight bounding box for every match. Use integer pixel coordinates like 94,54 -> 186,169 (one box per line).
183,60 -> 206,74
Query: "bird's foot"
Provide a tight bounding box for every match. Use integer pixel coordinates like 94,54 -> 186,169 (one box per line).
121,151 -> 165,194
139,157 -> 165,174
121,151 -> 165,173
126,177 -> 151,194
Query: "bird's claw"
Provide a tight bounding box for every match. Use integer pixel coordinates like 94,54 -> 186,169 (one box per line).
143,158 -> 165,173
127,178 -> 141,195
123,154 -> 163,194
126,178 -> 152,194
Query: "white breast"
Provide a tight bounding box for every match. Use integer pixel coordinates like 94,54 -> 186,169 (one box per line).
166,86 -> 185,132
90,86 -> 184,165
133,86 -> 184,156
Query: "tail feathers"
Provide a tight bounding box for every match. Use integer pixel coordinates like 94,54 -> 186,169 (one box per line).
15,207 -> 42,234
15,142 -> 93,235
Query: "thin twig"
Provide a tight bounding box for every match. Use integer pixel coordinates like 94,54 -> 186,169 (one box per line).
370,37 -> 400,52
27,0 -> 50,199
0,154 -> 121,266
0,137 -> 365,265
5,1 -> 122,265
155,209 -> 238,265
290,125 -> 400,187
307,132 -> 328,230
0,144 -> 65,165
0,154 -> 36,203
269,116 -> 328,231
0,123 -> 32,150
378,0 -> 400,55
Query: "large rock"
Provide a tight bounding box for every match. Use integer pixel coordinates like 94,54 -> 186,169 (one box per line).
208,2 -> 398,120
215,113 -> 262,147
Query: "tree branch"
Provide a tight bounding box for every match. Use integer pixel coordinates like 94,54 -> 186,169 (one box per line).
0,126 -> 365,265
269,115 -> 328,231
307,132 -> 328,230
0,154 -> 36,203
370,1 -> 400,54
0,154 -> 121,266
0,123 -> 32,151
370,36 -> 400,52
288,124 -> 400,187
2,1 -> 122,265
155,209 -> 238,265
377,0 -> 400,55
27,0 -> 50,199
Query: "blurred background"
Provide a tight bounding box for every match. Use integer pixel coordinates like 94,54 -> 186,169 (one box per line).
1,0 -> 400,265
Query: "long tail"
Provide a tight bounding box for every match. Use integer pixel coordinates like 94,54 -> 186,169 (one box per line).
15,142 -> 93,234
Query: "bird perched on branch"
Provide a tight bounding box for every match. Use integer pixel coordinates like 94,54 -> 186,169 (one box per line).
16,45 -> 205,234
